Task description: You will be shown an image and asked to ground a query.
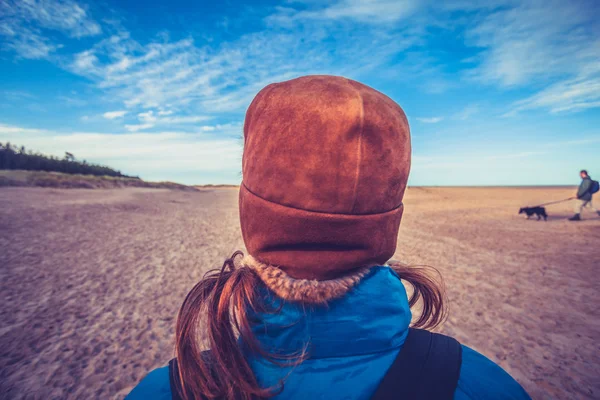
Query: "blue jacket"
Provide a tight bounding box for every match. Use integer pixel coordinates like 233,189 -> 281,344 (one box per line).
128,267 -> 530,399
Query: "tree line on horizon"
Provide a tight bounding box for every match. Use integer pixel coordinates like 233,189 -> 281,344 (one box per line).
0,142 -> 137,179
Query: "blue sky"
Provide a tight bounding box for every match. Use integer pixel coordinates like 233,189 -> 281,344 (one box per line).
0,0 -> 599,185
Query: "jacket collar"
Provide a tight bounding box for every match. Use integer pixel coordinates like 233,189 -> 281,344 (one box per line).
248,266 -> 411,359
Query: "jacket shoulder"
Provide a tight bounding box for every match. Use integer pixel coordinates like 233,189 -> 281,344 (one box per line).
126,366 -> 172,400
579,178 -> 592,191
454,345 -> 531,400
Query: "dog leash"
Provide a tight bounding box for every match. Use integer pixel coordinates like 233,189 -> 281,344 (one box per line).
533,197 -> 574,207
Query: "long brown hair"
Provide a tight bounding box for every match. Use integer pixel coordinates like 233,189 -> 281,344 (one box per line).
175,252 -> 447,400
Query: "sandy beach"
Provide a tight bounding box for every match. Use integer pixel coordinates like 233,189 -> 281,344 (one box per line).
0,186 -> 599,399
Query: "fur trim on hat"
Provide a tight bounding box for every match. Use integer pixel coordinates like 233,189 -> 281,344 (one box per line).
241,255 -> 371,304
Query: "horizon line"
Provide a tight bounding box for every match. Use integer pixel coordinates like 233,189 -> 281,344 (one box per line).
193,184 -> 578,188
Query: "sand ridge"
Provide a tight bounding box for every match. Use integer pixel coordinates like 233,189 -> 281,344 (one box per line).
0,186 -> 599,399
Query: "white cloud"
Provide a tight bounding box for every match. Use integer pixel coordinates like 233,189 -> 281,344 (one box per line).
416,117 -> 443,124
197,123 -> 241,135
54,3 -> 422,116
270,0 -> 422,24
72,50 -> 99,73
462,0 -> 600,113
1,28 -> 58,59
0,0 -> 101,59
0,123 -> 242,184
465,0 -> 594,86
159,115 -> 212,124
510,65 -> 600,114
106,56 -> 132,73
124,123 -> 154,132
18,0 -> 100,38
2,0 -> 425,123
0,123 -> 44,134
138,111 -> 157,123
71,0 -> 591,117
103,110 -> 128,120
2,0 -> 597,145
134,110 -> 211,126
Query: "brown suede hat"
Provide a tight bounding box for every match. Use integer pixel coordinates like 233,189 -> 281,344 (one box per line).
239,75 -> 411,280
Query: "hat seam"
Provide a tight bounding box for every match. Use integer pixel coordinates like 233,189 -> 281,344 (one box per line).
350,85 -> 365,213
241,182 -> 403,217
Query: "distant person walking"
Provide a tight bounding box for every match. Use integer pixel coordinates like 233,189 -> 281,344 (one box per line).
127,76 -> 530,400
569,170 -> 600,221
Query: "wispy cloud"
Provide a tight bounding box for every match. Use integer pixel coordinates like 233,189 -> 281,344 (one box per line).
0,0 -> 101,59
462,0 -> 600,113
465,1 -> 595,85
413,137 -> 599,170
416,117 -> 443,124
413,150 -> 548,170
509,66 -> 600,114
161,116 -> 212,124
454,104 -> 479,120
197,123 -> 242,136
2,90 -> 36,101
268,0 -> 422,25
124,123 -> 154,132
540,136 -> 600,148
72,50 -> 99,72
52,1 -> 424,121
138,111 -> 156,123
124,110 -> 213,131
1,0 -> 598,185
3,0 -> 598,119
0,29 -> 57,59
0,123 -> 44,134
103,110 -> 128,120
57,95 -> 87,107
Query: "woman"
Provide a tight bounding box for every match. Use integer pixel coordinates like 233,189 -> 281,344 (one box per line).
127,76 -> 530,400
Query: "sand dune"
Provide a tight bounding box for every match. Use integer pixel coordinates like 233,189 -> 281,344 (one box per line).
0,186 -> 599,399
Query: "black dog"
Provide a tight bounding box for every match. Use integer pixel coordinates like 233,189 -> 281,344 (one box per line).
519,207 -> 547,221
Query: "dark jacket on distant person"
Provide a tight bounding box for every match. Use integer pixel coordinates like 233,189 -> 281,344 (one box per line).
577,176 -> 593,201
